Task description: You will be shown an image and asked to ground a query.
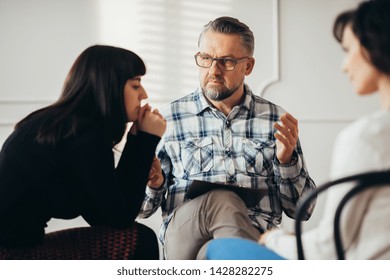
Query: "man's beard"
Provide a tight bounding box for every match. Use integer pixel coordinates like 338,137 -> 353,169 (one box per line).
202,79 -> 241,101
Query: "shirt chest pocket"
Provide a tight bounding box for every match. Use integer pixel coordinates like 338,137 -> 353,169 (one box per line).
242,139 -> 275,176
180,137 -> 214,175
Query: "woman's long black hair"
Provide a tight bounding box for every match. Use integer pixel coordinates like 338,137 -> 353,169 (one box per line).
16,45 -> 146,146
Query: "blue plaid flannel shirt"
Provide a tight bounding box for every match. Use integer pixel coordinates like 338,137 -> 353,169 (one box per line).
138,85 -> 316,244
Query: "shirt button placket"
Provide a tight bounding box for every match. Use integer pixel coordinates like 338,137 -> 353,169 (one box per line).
223,119 -> 235,179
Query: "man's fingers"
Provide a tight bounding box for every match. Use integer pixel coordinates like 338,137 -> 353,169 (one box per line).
274,123 -> 294,146
274,132 -> 292,150
280,113 -> 298,138
284,112 -> 298,125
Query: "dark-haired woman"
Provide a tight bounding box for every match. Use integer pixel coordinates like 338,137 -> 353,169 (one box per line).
207,0 -> 390,260
0,45 -> 166,259
258,0 -> 390,260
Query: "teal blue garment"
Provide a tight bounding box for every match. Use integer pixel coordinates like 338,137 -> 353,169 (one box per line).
206,238 -> 286,260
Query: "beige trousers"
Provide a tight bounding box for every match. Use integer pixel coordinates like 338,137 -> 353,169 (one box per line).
164,189 -> 261,260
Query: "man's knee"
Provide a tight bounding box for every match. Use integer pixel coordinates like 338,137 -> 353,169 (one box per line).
204,189 -> 247,210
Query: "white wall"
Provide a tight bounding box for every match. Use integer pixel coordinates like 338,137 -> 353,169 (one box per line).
0,0 -> 379,241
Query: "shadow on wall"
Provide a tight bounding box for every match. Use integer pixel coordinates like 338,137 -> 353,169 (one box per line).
136,0 -> 234,104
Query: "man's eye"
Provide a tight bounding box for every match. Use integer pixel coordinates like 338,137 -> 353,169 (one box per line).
201,56 -> 212,61
222,59 -> 235,65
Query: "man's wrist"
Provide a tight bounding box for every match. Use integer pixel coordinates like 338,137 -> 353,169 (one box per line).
279,150 -> 298,166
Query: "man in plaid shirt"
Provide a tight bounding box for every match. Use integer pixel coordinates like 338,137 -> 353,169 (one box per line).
138,16 -> 316,259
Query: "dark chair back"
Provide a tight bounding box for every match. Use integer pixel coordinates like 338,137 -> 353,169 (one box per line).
295,170 -> 390,260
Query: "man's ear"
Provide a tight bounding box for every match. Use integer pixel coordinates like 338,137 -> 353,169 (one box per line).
245,57 -> 255,75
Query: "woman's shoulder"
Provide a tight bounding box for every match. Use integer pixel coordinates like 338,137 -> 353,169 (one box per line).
339,110 -> 390,140
331,111 -> 390,177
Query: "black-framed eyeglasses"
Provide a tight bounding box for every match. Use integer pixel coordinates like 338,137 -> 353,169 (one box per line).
194,53 -> 250,71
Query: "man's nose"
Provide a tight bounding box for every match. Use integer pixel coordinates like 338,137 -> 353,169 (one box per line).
209,59 -> 222,74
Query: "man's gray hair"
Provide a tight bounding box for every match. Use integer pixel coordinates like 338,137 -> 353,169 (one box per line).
198,16 -> 255,56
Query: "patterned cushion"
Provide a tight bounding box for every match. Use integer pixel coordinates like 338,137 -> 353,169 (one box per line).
0,224 -> 141,260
